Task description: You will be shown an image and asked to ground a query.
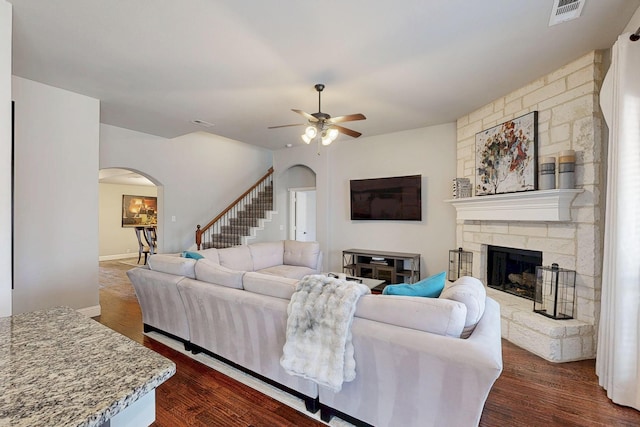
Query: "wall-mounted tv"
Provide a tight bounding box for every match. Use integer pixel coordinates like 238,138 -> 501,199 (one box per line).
350,175 -> 422,221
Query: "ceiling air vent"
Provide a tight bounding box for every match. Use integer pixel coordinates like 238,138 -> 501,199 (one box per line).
549,0 -> 585,26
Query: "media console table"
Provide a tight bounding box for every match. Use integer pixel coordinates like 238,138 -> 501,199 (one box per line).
0,306 -> 175,427
342,249 -> 421,292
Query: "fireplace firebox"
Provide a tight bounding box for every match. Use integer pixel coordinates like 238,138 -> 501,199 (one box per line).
487,245 -> 542,300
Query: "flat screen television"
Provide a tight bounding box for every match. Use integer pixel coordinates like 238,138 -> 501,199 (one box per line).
350,175 -> 422,221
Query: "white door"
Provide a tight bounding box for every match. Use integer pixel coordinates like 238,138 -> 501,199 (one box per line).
289,188 -> 316,242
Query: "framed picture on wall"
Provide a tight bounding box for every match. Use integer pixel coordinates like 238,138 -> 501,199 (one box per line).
475,111 -> 538,196
121,195 -> 157,227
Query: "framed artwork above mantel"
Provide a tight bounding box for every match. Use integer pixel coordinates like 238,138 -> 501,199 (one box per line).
475,111 -> 538,196
122,195 -> 157,227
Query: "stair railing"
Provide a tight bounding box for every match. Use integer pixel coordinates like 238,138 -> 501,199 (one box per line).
196,167 -> 274,250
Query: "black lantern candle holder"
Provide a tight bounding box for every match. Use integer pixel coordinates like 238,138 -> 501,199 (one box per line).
448,248 -> 472,282
533,263 -> 576,320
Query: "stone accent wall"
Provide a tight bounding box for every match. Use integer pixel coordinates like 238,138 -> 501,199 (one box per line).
455,51 -> 606,361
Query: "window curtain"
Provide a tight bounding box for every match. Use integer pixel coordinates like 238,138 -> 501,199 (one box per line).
596,32 -> 640,411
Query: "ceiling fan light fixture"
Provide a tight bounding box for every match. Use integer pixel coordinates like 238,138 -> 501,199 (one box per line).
328,128 -> 339,141
301,134 -> 312,144
304,126 -> 317,138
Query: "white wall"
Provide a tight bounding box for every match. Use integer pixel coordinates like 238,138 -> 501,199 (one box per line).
100,125 -> 273,253
274,123 -> 457,277
0,0 -> 12,317
12,76 -> 100,315
99,183 -> 157,259
273,144 -> 330,271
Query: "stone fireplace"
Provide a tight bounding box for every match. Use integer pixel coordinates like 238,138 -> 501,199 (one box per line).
450,51 -> 606,362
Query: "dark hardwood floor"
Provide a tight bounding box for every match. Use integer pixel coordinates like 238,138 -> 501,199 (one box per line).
97,259 -> 640,427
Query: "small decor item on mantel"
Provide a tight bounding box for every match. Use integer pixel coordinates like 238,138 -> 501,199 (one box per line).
448,247 -> 473,282
452,178 -> 472,198
533,263 -> 576,320
539,157 -> 556,190
475,111 -> 538,195
558,150 -> 576,189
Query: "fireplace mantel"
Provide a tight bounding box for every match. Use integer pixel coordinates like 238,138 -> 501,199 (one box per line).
445,189 -> 583,222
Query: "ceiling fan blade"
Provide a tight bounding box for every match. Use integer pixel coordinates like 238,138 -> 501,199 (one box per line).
327,113 -> 366,124
268,123 -> 305,129
292,109 -> 319,122
333,124 -> 362,138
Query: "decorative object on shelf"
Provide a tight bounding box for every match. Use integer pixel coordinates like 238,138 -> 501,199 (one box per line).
533,263 -> 576,320
448,247 -> 473,282
558,150 -> 576,189
475,111 -> 538,196
539,157 -> 556,190
452,178 -> 472,198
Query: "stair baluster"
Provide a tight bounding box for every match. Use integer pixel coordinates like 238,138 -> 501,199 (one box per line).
196,167 -> 274,250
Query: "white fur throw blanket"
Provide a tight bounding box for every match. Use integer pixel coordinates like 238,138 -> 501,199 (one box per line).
280,274 -> 370,392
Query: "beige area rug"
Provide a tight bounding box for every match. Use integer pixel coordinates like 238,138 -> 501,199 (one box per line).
98,259 -> 140,300
145,331 -> 354,427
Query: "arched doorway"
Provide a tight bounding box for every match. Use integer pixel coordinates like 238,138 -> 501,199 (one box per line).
277,165 -> 317,242
98,168 -> 162,261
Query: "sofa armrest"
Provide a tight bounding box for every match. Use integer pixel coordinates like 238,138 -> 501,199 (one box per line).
148,254 -> 196,278
319,297 -> 502,427
126,267 -> 191,340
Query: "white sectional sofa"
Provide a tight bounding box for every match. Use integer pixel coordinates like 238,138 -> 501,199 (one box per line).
126,240 -> 503,426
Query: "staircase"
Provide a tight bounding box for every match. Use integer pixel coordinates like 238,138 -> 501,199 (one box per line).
196,168 -> 274,249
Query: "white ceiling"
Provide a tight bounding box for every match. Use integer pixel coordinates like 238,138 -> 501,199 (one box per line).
9,0 -> 639,151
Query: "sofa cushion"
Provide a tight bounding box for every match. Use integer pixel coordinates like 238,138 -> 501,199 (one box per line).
439,276 -> 486,338
195,258 -> 245,289
242,271 -> 299,300
249,241 -> 284,271
355,294 -> 466,338
217,245 -> 254,271
148,254 -> 196,279
197,248 -> 220,264
382,271 -> 446,298
257,265 -> 317,280
283,240 -> 320,269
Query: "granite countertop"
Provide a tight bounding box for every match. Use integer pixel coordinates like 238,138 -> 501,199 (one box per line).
0,306 -> 176,427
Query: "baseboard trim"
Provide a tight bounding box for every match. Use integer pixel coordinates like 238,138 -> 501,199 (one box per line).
77,305 -> 101,318
99,253 -> 137,261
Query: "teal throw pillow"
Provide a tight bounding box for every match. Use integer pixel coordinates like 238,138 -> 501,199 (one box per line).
382,271 -> 446,298
181,251 -> 204,260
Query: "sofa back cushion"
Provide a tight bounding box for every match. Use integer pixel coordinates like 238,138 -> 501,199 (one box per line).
197,248 -> 220,264
249,241 -> 284,271
217,245 -> 254,271
148,254 -> 197,279
195,258 -> 245,289
439,276 -> 486,338
354,294 -> 466,338
242,271 -> 299,300
283,240 -> 321,270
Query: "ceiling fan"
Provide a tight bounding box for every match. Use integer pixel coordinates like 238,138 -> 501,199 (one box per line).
268,83 -> 366,146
